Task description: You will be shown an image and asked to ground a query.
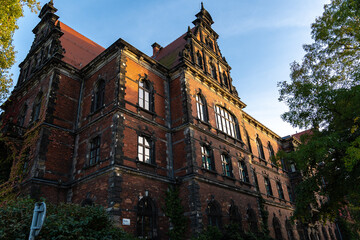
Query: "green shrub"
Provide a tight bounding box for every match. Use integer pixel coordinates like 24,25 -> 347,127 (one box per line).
0,197 -> 134,240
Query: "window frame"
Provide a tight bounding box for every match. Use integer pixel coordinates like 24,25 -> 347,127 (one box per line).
138,79 -> 152,111
256,136 -> 265,160
238,160 -> 249,183
214,106 -> 239,139
196,94 -> 208,122
276,181 -> 285,200
32,92 -> 43,122
196,51 -> 203,68
91,79 -> 105,112
89,136 -> 101,165
221,154 -> 233,178
268,142 -> 275,160
264,176 -> 273,196
207,201 -> 222,228
18,104 -> 28,127
201,145 -> 215,171
136,197 -> 157,239
137,135 -> 153,164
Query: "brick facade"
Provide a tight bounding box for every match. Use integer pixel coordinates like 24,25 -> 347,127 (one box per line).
0,2 -> 339,240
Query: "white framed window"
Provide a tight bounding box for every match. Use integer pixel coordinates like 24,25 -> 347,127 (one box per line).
196,94 -> 207,122
201,145 -> 214,170
239,161 -> 249,182
215,106 -> 237,138
221,154 -> 233,177
139,80 -> 151,110
138,136 -> 152,164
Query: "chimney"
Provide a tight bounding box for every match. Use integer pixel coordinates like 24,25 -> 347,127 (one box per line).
151,42 -> 162,58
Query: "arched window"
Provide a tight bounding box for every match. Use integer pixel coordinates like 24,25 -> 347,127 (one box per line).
201,145 -> 215,171
229,202 -> 242,231
287,186 -> 294,202
209,63 -> 217,80
32,92 -> 43,122
91,79 -> 105,112
215,106 -> 239,139
286,219 -> 295,240
138,135 -> 153,164
268,142 -> 275,160
239,160 -> 249,182
18,104 -> 28,127
137,197 -> 157,239
207,201 -> 222,228
256,136 -> 265,160
253,168 -> 259,191
196,94 -> 208,122
221,154 -> 233,177
139,79 -> 152,111
264,177 -> 273,196
196,51 -> 203,68
273,216 -> 284,240
247,208 -> 258,233
222,72 -> 229,88
246,131 -> 252,153
276,181 -> 285,200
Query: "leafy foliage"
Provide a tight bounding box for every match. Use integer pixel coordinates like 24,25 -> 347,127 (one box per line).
163,185 -> 187,240
0,138 -> 14,184
278,0 -> 360,232
0,197 -> 134,240
0,0 -> 40,103
191,224 -> 274,240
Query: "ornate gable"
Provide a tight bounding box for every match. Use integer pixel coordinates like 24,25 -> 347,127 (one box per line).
16,0 -> 63,88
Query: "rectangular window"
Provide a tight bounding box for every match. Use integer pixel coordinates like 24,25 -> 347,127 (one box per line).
201,146 -> 214,170
221,154 -> 233,177
239,161 -> 249,182
264,177 -> 273,196
276,181 -> 285,200
138,136 -> 152,164
287,186 -> 294,202
90,136 -> 100,165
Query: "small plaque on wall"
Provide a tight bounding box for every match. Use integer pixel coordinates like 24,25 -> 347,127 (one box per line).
122,218 -> 130,226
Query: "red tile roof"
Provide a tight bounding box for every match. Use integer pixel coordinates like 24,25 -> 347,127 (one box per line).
154,28 -> 195,69
292,129 -> 313,141
59,21 -> 105,69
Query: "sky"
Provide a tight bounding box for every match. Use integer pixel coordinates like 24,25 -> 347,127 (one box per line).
10,0 -> 330,137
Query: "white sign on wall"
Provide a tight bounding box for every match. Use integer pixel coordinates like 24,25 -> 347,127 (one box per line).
122,218 -> 130,226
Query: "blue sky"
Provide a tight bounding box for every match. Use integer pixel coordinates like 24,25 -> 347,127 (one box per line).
10,0 -> 329,136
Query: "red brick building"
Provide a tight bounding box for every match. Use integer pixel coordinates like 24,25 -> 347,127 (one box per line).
0,2 -> 339,239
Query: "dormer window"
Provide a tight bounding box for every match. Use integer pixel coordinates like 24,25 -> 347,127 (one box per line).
222,72 -> 229,88
206,37 -> 213,50
209,62 -> 217,80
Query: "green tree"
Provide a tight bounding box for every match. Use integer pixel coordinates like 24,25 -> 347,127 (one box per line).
278,0 -> 360,233
0,0 -> 40,103
163,186 -> 187,240
0,197 -> 134,240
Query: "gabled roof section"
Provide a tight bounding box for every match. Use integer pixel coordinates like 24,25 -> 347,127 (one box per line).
292,129 -> 313,142
154,28 -> 194,69
59,21 -> 105,69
